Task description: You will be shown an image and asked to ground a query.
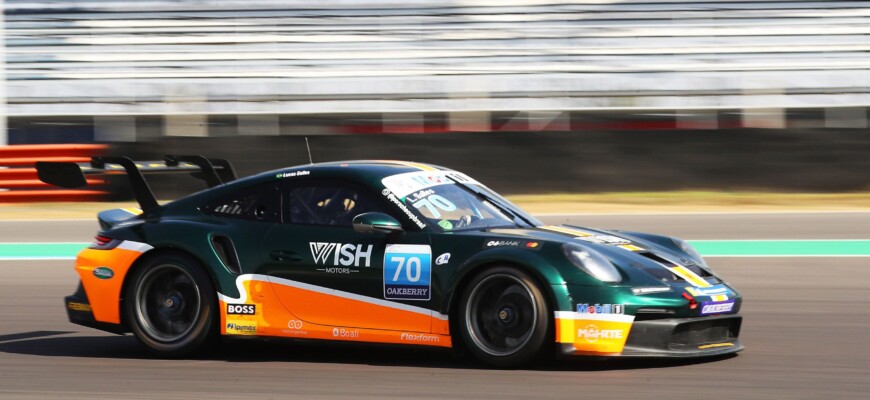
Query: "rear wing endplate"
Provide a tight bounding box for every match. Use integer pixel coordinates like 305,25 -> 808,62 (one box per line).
36,155 -> 236,212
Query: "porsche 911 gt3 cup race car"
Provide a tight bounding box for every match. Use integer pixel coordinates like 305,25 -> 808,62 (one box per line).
38,156 -> 742,367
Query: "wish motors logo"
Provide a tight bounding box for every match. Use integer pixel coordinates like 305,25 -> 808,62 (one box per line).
309,242 -> 373,267
577,324 -> 624,343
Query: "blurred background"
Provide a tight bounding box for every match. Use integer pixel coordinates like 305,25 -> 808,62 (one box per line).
2,0 -> 869,197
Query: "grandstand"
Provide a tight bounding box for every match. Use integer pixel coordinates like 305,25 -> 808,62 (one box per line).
3,0 -> 869,142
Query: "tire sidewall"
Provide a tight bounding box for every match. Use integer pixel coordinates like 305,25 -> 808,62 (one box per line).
125,251 -> 217,357
458,265 -> 551,368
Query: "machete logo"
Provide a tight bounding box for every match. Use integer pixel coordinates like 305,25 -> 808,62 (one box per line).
309,242 -> 373,267
578,324 -> 623,343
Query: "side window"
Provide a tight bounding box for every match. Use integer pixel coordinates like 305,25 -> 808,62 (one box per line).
286,182 -> 384,227
202,183 -> 280,222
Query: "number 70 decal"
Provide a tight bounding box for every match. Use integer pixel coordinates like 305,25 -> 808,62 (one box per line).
384,244 -> 432,301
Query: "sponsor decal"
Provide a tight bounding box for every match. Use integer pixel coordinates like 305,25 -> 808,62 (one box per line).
382,171 -> 479,198
332,327 -> 360,338
226,304 -> 256,315
400,332 -> 440,343
67,302 -> 92,312
309,242 -> 373,269
281,320 -> 308,336
575,234 -> 631,246
577,324 -> 624,343
486,240 -> 521,247
435,253 -> 451,266
407,189 -> 435,202
631,286 -> 672,295
92,267 -> 114,279
226,322 -> 258,335
700,299 -> 736,315
685,284 -> 729,297
276,170 -> 310,179
438,220 -> 453,230
576,303 -> 625,314
382,189 -> 427,229
384,244 -> 432,301
484,240 -> 542,250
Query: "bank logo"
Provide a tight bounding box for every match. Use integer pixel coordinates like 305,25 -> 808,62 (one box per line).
309,242 -> 373,267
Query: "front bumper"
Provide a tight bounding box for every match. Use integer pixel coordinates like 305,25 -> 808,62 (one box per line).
557,313 -> 743,358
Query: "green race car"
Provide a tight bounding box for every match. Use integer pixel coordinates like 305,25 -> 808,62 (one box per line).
38,156 -> 742,367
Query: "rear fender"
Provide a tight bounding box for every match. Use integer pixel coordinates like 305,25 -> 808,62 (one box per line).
74,240 -> 153,324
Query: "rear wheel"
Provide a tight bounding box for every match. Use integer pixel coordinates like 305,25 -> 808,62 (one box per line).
458,266 -> 551,367
125,252 -> 217,357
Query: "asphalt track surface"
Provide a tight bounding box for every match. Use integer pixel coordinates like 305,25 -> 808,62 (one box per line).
1,213 -> 868,399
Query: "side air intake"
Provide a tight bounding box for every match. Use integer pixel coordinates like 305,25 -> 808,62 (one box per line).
211,235 -> 241,275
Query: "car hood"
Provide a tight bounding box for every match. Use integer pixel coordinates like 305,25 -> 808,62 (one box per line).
486,224 -> 722,288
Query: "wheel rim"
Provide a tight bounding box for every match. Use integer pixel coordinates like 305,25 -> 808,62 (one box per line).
134,264 -> 202,343
465,274 -> 538,357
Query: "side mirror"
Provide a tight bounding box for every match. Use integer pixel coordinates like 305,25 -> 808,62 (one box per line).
352,212 -> 404,234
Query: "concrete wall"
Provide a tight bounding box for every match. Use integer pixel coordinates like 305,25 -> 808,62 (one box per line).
111,128 -> 870,198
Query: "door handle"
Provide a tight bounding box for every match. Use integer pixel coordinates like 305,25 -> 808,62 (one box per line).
270,250 -> 302,262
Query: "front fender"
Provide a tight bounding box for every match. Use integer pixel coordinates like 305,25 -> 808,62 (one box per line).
440,247 -> 574,315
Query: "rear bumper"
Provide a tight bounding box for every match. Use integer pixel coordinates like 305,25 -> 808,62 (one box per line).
64,282 -> 127,335
560,314 -> 743,358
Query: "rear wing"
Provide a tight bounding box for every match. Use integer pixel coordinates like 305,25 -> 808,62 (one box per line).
36,155 -> 236,212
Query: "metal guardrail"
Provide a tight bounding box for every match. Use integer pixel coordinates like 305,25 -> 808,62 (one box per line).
4,0 -> 869,117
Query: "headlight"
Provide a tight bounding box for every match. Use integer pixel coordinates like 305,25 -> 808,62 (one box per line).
672,238 -> 709,269
562,243 -> 621,283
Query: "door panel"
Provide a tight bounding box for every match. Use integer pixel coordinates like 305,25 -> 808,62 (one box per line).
261,225 -> 433,332
258,177 -> 435,332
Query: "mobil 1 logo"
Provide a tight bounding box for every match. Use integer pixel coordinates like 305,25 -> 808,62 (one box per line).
383,244 -> 432,301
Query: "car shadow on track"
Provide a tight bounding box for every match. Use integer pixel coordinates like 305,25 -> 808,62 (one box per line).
0,331 -> 737,371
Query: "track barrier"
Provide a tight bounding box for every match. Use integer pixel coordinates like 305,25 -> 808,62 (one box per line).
0,144 -> 108,202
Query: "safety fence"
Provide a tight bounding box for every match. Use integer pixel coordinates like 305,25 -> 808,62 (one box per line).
0,144 -> 108,202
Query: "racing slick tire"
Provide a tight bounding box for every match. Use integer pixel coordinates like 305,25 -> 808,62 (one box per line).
125,251 -> 218,357
459,266 -> 551,368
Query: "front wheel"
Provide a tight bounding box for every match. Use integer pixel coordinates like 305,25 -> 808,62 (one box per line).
125,252 -> 217,357
458,266 -> 551,367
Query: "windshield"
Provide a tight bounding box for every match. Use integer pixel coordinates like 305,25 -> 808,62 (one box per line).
381,170 -> 540,231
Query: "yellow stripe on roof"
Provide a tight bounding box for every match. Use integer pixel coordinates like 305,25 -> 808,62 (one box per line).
540,225 -> 592,237
399,161 -> 438,171
373,160 -> 438,172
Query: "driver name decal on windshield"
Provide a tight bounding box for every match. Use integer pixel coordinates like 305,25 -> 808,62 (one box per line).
381,171 -> 480,198
381,189 -> 427,229
383,244 -> 432,301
